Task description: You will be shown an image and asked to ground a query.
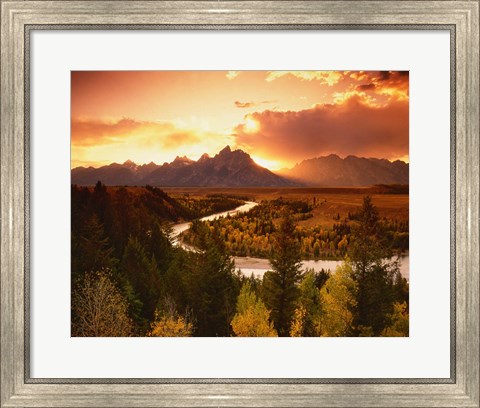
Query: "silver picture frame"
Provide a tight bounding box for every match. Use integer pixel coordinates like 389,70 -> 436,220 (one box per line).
1,1 -> 478,406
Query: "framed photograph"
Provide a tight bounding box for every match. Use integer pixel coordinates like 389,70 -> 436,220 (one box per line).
1,1 -> 478,407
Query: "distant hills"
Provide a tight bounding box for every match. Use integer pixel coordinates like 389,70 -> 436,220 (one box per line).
71,147 -> 409,187
278,154 -> 409,187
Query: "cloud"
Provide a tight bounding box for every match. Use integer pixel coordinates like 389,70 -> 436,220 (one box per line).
235,101 -> 255,108
357,83 -> 376,91
234,94 -> 408,164
234,100 -> 277,108
71,117 -> 235,166
71,118 -> 177,147
161,132 -> 201,149
264,71 -> 409,104
349,71 -> 370,82
226,71 -> 239,80
71,118 -> 218,152
374,71 -> 409,101
352,71 -> 409,101
265,71 -> 344,86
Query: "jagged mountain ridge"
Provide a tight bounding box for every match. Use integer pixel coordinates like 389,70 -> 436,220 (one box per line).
71,148 -> 409,187
277,154 -> 409,186
71,146 -> 294,187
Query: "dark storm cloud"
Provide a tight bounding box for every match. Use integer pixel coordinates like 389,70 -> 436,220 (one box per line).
357,83 -> 376,91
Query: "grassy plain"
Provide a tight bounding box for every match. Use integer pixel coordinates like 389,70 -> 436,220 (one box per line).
162,186 -> 409,230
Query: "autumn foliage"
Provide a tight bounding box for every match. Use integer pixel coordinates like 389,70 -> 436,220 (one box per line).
71,269 -> 133,337
71,183 -> 408,337
231,282 -> 277,337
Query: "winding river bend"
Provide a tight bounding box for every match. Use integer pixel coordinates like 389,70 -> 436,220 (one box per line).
171,201 -> 258,245
171,201 -> 409,281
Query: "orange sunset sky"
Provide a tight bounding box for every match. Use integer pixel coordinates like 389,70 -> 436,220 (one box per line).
71,71 -> 409,170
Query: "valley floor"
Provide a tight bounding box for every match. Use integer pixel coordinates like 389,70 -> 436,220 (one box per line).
163,186 -> 409,230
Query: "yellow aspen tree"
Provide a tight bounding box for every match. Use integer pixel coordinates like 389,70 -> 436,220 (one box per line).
231,281 -> 277,337
381,301 -> 409,337
148,297 -> 194,337
319,262 -> 358,336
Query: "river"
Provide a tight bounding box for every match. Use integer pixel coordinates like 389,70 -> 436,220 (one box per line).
171,201 -> 258,243
234,255 -> 409,281
171,201 -> 409,281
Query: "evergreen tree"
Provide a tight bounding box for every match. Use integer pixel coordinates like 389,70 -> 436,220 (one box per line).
315,269 -> 331,290
161,248 -> 191,312
187,222 -> 240,336
349,196 -> 401,335
71,213 -> 117,279
120,237 -> 162,330
110,187 -> 136,258
92,181 -> 113,232
262,210 -> 302,336
290,270 -> 323,336
146,221 -> 174,274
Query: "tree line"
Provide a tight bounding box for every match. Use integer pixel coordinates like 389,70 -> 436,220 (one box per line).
182,198 -> 408,259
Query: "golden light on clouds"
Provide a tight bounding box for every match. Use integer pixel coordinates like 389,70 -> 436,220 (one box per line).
71,71 -> 409,170
266,71 -> 343,86
226,71 -> 239,80
244,116 -> 260,133
71,116 -> 235,168
332,91 -> 377,107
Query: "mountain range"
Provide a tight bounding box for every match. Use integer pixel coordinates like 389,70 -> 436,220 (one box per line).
71,146 -> 408,187
72,146 -> 293,187
277,154 -> 409,186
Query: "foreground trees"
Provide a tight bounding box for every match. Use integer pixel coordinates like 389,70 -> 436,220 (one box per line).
71,183 -> 409,337
262,210 -> 303,336
72,269 -> 133,337
231,281 -> 277,337
349,196 -> 407,336
287,196 -> 409,337
71,214 -> 117,281
121,237 -> 161,328
148,297 -> 194,337
319,262 -> 358,336
290,271 -> 323,337
186,221 -> 241,336
381,301 -> 409,336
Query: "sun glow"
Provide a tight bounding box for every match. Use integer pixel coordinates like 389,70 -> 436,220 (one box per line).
244,117 -> 260,133
251,156 -> 283,171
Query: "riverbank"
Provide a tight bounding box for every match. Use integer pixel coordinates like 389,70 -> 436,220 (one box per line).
171,199 -> 409,281
234,255 -> 410,281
